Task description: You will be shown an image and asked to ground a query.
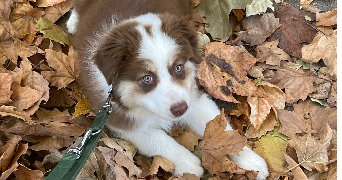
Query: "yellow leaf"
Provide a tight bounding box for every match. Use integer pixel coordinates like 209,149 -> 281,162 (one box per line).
73,96 -> 92,118
253,133 -> 288,172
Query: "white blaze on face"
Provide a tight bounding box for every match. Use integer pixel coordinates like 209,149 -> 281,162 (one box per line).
131,13 -> 192,121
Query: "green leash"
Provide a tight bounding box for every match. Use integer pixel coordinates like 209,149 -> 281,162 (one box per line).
46,87 -> 113,180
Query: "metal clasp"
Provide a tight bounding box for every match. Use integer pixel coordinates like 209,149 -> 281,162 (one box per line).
66,129 -> 101,159
99,85 -> 113,114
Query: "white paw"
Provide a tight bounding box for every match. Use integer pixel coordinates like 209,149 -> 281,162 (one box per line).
172,153 -> 204,177
228,146 -> 269,180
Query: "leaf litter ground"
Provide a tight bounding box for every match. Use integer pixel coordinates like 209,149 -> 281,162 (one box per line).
0,0 -> 337,180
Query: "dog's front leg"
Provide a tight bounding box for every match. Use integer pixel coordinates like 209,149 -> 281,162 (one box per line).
183,93 -> 269,179
120,128 -> 204,177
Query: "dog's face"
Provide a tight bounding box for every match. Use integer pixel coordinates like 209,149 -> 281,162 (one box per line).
93,13 -> 202,121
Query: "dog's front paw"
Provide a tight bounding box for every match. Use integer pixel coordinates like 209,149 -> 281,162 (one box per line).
172,153 -> 204,177
228,146 -> 269,180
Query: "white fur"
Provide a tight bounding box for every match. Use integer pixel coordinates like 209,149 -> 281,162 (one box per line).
66,9 -> 79,34
70,12 -> 269,179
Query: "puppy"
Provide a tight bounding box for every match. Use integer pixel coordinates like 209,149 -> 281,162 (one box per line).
67,0 -> 269,179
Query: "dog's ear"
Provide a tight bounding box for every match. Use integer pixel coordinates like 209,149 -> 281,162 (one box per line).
160,14 -> 203,64
93,22 -> 141,84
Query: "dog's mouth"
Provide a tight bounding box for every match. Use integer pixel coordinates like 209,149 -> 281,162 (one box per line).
170,101 -> 188,118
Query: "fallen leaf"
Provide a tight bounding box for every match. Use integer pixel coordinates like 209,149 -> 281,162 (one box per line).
168,173 -> 200,180
302,31 -> 337,77
36,17 -> 70,45
300,0 -> 313,7
256,39 -> 291,66
0,40 -> 17,64
196,0 -> 253,41
201,110 -> 247,175
246,0 -> 274,17
0,21 -> 20,42
277,109 -> 310,139
10,86 -> 43,112
72,96 -> 92,118
41,46 -> 79,89
242,13 -> 280,46
288,124 -> 333,172
97,146 -> 141,179
259,81 -> 285,110
269,66 -> 314,103
36,0 -> 68,7
99,137 -> 137,162
284,153 -> 308,180
149,155 -> 175,175
0,0 -> 12,21
0,73 -> 13,105
0,134 -> 21,172
293,99 -> 337,133
253,133 -> 288,172
41,87 -> 76,108
13,38 -> 40,59
35,108 -> 70,122
0,105 -> 31,123
245,109 -> 278,138
197,42 -> 261,103
174,128 -> 201,152
29,136 -> 73,151
247,95 -> 272,131
9,2 -> 44,37
43,0 -> 72,23
13,164 -> 44,180
316,9 -> 337,26
268,2 -> 317,58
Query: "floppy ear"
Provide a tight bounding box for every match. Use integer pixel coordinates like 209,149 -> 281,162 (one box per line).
93,22 -> 141,84
160,14 -> 203,64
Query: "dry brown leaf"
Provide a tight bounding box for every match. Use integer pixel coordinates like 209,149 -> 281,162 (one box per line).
270,66 -> 313,103
168,173 -> 200,180
35,108 -> 70,122
0,0 -> 13,21
259,81 -> 285,110
0,73 -> 13,105
43,0 -> 72,23
0,21 -> 20,42
302,31 -> 337,77
245,109 -> 278,138
256,39 -> 291,66
13,38 -> 40,58
97,146 -> 141,179
293,99 -> 337,133
300,0 -> 313,7
201,110 -> 247,175
173,128 -> 201,152
0,134 -> 21,172
284,153 -> 308,180
197,42 -> 261,103
0,40 -> 17,64
41,87 -> 76,108
29,136 -> 73,151
277,109 -> 310,139
9,58 -> 49,115
268,3 -> 317,58
41,46 -> 80,89
99,137 -> 137,162
9,1 -> 44,38
134,155 -> 152,177
36,0 -> 68,7
0,105 -> 31,122
288,124 -> 333,172
316,9 -> 337,26
13,164 -> 44,180
247,95 -> 273,131
149,155 -> 175,175
242,13 -> 281,46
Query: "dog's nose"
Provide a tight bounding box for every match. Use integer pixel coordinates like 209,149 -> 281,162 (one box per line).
170,101 -> 188,117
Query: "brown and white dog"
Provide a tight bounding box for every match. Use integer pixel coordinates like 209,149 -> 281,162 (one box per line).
67,0 -> 269,179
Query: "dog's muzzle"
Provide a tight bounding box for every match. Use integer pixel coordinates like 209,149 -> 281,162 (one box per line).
170,101 -> 188,117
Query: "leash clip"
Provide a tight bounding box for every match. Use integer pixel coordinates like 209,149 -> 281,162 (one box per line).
66,129 -> 101,159
99,85 -> 113,114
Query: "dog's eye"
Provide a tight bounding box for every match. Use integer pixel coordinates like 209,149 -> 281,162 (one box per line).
142,75 -> 153,83
175,65 -> 183,74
